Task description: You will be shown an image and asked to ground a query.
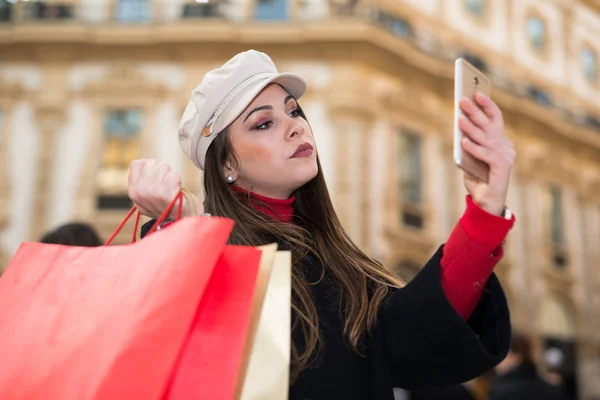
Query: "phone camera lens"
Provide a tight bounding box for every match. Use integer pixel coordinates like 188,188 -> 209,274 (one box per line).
473,76 -> 479,85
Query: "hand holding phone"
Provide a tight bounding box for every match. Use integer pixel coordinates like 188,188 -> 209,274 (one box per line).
452,58 -> 516,217
453,58 -> 491,183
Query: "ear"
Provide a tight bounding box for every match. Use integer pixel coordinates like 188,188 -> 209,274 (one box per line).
223,160 -> 239,182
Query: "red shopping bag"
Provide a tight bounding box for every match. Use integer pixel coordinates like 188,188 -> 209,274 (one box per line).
163,245 -> 263,400
0,193 -> 235,400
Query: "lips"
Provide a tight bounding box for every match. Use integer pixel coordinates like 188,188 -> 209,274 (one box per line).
291,142 -> 314,158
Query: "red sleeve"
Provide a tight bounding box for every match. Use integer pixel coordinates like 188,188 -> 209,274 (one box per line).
440,195 -> 516,320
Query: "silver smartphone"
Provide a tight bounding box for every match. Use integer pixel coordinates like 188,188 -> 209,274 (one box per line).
453,58 -> 491,183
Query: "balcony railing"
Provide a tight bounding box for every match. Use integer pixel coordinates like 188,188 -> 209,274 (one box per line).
0,0 -> 369,24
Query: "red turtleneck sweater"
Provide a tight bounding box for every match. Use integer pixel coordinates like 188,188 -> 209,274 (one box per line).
163,188 -> 515,321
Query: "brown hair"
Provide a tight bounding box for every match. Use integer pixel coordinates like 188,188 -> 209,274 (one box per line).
203,105 -> 405,381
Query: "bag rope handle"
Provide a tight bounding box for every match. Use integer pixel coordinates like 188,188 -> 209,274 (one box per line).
104,191 -> 184,246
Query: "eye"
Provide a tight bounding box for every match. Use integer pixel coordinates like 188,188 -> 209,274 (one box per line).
289,109 -> 300,118
254,120 -> 273,131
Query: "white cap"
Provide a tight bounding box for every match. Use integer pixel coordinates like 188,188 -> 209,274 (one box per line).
178,50 -> 307,170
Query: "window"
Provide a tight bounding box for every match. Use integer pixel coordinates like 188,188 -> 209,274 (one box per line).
460,53 -> 488,73
373,9 -> 413,39
465,0 -> 485,16
97,109 -> 143,210
115,0 -> 150,22
0,0 -> 13,22
526,86 -> 553,107
398,130 -> 423,229
549,186 -> 567,268
182,2 -> 220,18
329,0 -> 359,16
21,2 -> 74,20
526,16 -> 546,52
254,0 -> 288,21
585,115 -> 600,133
399,132 -> 421,205
550,186 -> 564,246
580,46 -> 598,84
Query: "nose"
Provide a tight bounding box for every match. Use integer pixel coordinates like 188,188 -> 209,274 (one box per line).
286,116 -> 304,141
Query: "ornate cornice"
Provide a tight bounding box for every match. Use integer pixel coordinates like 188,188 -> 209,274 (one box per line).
578,168 -> 600,204
80,63 -> 169,102
0,78 -> 25,104
516,141 -> 580,187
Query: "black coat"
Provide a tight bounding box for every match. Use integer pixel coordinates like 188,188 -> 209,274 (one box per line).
489,363 -> 567,400
141,222 -> 511,399
289,246 -> 510,400
409,385 -> 476,400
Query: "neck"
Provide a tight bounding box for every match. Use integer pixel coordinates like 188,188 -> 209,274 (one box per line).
232,186 -> 295,223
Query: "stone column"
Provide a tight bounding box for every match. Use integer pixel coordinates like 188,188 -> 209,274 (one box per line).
0,83 -> 22,236
0,82 -> 23,270
30,104 -> 66,241
330,112 -> 368,247
30,56 -> 68,241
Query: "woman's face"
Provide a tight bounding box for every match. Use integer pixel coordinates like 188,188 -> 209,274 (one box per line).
227,84 -> 318,199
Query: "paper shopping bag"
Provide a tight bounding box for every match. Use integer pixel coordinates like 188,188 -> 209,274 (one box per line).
239,250 -> 292,400
163,244 -> 264,400
0,213 -> 234,400
232,244 -> 279,397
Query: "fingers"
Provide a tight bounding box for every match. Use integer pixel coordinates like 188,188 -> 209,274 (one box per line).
462,134 -> 516,172
474,92 -> 502,122
459,97 -> 490,131
461,136 -> 493,165
127,159 -> 181,218
156,161 -> 171,182
459,115 -> 486,146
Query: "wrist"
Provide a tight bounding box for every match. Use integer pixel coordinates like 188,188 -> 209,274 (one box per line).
178,188 -> 204,217
472,197 -> 505,217
168,200 -> 196,218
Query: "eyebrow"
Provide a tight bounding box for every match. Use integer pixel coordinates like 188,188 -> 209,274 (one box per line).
243,95 -> 296,123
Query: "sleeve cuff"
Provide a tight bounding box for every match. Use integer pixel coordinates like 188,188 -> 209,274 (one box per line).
460,195 -> 516,255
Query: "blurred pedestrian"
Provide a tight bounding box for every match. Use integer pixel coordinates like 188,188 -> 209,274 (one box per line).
40,222 -> 102,247
489,333 -> 567,400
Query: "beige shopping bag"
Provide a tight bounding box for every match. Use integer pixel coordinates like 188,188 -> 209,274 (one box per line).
237,249 -> 292,400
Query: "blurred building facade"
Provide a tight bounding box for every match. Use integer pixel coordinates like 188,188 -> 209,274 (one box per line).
0,0 -> 599,397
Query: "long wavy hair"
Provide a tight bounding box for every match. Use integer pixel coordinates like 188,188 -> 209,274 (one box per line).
202,104 -> 405,381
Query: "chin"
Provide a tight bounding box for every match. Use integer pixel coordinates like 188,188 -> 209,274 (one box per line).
292,161 -> 319,187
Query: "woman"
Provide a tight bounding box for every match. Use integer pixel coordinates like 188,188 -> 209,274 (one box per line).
128,50 -> 516,399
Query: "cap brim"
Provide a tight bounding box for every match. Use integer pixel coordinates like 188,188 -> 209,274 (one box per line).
214,72 -> 307,134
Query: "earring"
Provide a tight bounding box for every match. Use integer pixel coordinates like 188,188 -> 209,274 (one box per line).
226,175 -> 235,183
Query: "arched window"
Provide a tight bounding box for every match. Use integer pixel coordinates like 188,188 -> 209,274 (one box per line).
397,129 -> 423,229
580,46 -> 598,84
526,15 -> 546,52
115,0 -> 150,22
254,0 -> 289,20
96,109 -> 143,210
465,0 -> 485,16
